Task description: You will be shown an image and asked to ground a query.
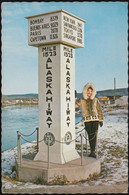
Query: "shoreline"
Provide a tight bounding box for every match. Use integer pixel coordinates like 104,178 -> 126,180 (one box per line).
2,103 -> 38,108
2,103 -> 128,109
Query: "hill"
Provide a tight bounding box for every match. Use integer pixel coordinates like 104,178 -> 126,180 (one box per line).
2,88 -> 128,99
2,94 -> 38,99
77,88 -> 128,99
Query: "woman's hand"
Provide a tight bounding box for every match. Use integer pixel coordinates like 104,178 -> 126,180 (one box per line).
99,122 -> 103,127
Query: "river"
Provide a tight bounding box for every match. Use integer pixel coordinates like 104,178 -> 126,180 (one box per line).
2,105 -> 82,151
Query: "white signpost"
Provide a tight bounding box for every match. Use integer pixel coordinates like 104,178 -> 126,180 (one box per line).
26,10 -> 86,164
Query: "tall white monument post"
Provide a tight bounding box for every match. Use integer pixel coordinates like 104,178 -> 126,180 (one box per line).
26,10 -> 86,164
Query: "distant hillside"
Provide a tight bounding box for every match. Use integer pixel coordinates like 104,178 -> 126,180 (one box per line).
2,94 -> 38,99
97,88 -> 128,97
2,88 -> 128,99
77,88 -> 128,99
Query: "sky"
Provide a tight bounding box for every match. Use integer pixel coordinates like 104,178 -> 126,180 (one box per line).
2,1 -> 128,94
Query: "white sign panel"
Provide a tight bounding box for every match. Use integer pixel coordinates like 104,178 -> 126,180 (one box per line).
34,44 -> 79,163
26,10 -> 86,48
61,12 -> 84,48
28,12 -> 61,46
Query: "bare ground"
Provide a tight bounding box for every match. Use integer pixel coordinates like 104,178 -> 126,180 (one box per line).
2,181 -> 128,194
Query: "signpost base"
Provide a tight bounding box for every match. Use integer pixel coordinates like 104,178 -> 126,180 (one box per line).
34,149 -> 80,164
16,154 -> 101,184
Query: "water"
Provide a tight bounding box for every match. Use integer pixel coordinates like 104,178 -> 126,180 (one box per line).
2,106 -> 38,152
2,106 -> 82,151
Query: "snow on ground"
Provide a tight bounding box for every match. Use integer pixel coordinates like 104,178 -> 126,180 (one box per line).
75,108 -> 128,186
115,96 -> 128,106
2,108 -> 128,190
2,142 -> 36,177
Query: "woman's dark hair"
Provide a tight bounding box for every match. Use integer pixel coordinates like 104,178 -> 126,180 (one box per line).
88,87 -> 93,91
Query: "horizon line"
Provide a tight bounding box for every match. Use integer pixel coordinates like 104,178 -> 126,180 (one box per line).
2,87 -> 128,96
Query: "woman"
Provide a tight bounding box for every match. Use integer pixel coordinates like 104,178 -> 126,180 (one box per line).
76,83 -> 103,158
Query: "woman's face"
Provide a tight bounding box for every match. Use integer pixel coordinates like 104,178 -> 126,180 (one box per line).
87,88 -> 92,98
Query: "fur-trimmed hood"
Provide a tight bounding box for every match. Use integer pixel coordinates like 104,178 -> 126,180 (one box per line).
83,83 -> 96,100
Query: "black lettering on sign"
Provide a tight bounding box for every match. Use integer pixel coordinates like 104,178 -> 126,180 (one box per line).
46,70 -> 52,76
53,51 -> 56,56
77,22 -> 82,27
50,22 -> 58,27
66,89 -> 70,95
46,117 -> 52,122
43,51 -> 56,57
46,76 -> 52,82
66,83 -> 70,89
67,122 -> 70,127
70,18 -> 75,25
64,52 -> 73,58
66,116 -> 70,121
65,54 -> 71,127
66,77 -> 70,82
66,97 -> 70,102
66,70 -> 70,76
63,47 -> 73,52
66,58 -> 70,63
46,83 -> 52,88
46,102 -> 52,115
50,34 -> 58,39
66,64 -> 70,70
77,32 -> 82,38
30,30 -> 41,36
63,33 -> 76,41
64,27 -> 73,35
50,15 -> 58,21
47,58 -> 52,63
51,28 -> 58,33
30,18 -> 44,25
46,110 -> 52,115
63,21 -> 77,31
77,28 -> 82,33
46,63 -> 52,69
77,38 -> 82,44
48,103 -> 51,109
30,36 -> 46,42
46,89 -> 52,95
42,48 -> 55,129
53,46 -> 56,50
43,52 -> 48,57
42,46 -> 57,52
63,15 -> 69,22
64,48 -> 73,58
42,47 -> 52,52
47,123 -> 52,128
42,23 -> 50,29
30,25 -> 41,31
66,109 -> 70,115
49,52 -> 52,56
46,97 -> 52,102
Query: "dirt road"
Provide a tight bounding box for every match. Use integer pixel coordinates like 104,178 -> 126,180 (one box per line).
2,182 -> 128,194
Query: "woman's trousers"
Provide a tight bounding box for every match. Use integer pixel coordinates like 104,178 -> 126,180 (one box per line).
84,121 -> 99,153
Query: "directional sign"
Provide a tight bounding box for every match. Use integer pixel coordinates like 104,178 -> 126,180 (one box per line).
25,9 -> 86,48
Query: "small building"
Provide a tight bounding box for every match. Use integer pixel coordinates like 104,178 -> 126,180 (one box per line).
98,97 -> 110,105
107,95 -> 121,104
17,99 -> 23,103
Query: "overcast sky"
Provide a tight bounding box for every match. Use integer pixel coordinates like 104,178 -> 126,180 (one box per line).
2,1 -> 128,94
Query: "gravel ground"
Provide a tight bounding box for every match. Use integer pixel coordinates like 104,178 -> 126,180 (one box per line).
2,182 -> 128,194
